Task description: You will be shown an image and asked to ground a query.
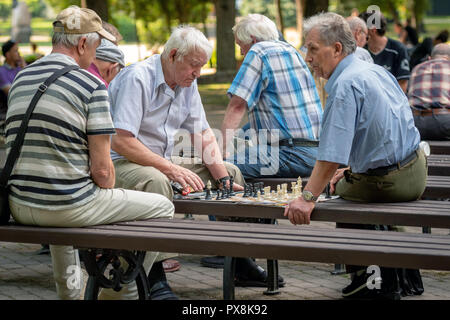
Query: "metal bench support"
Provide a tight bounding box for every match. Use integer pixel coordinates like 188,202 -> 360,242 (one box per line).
79,248 -> 150,300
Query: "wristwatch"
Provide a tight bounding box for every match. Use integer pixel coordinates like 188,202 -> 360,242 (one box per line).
302,190 -> 318,202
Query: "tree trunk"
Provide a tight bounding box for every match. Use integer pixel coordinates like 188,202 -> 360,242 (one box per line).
86,0 -> 109,21
295,0 -> 305,47
304,0 -> 328,18
275,0 -> 284,35
215,0 -> 236,74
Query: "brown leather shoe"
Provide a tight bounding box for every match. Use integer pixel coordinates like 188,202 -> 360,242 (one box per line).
162,259 -> 181,273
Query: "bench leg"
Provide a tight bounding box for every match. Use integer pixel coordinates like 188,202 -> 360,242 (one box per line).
79,248 -> 150,300
263,259 -> 280,295
223,257 -> 236,300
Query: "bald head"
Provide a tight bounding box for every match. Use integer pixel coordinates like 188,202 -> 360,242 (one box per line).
346,16 -> 368,47
431,43 -> 450,60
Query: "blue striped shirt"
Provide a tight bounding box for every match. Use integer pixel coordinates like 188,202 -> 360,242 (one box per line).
228,41 -> 322,141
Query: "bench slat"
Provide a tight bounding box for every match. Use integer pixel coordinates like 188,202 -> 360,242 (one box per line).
428,141 -> 450,155
174,199 -> 450,228
0,220 -> 449,271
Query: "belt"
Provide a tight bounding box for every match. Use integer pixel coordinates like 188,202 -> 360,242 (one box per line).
273,138 -> 319,147
412,108 -> 450,116
365,150 -> 418,176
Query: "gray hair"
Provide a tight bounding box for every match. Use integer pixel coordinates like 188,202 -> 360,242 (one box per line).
232,14 -> 279,44
52,31 -> 100,48
304,12 -> 356,56
431,43 -> 450,59
346,16 -> 368,34
161,25 -> 213,61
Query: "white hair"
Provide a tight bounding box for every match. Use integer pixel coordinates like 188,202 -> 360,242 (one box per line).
232,14 -> 279,44
304,12 -> 356,56
52,32 -> 100,48
161,25 -> 213,61
346,16 -> 368,33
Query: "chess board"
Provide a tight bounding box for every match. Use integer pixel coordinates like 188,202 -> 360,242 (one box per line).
177,191 -> 339,207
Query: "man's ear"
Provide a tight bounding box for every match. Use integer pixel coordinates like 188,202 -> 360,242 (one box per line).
334,42 -> 343,57
169,49 -> 178,62
77,37 -> 87,55
250,35 -> 257,44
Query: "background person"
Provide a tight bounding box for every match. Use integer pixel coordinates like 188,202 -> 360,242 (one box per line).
408,43 -> 450,140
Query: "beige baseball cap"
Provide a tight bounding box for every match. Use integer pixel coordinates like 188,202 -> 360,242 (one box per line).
53,6 -> 116,43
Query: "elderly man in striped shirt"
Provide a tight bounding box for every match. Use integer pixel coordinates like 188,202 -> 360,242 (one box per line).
221,14 -> 323,179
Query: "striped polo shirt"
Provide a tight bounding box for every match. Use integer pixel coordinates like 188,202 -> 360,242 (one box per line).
5,53 -> 115,210
228,40 -> 322,141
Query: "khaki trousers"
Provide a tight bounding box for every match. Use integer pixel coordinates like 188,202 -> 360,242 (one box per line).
335,149 -> 427,202
113,157 -> 245,260
10,188 -> 174,300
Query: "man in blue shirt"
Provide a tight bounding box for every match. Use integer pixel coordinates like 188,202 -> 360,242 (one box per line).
284,12 -> 426,299
221,14 -> 323,178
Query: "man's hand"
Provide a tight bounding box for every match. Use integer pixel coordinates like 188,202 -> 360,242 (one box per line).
164,163 -> 204,192
329,167 -> 348,194
283,197 -> 315,225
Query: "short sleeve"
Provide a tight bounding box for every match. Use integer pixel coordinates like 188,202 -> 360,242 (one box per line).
108,70 -> 147,137
317,84 -> 358,165
86,83 -> 116,135
227,51 -> 265,110
394,44 -> 410,81
180,82 -> 210,133
0,69 -> 10,89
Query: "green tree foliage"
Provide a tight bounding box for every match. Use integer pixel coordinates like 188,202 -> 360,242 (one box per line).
239,0 -> 296,28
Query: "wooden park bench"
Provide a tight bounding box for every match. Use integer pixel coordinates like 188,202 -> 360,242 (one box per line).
428,141 -> 450,155
0,212 -> 449,300
428,154 -> 450,176
172,197 -> 450,298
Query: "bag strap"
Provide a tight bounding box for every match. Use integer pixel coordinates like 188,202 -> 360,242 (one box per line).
0,64 -> 79,188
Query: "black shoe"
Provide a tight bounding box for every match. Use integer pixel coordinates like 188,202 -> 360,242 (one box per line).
200,256 -> 225,269
342,272 -> 378,299
149,281 -> 179,300
235,258 -> 285,288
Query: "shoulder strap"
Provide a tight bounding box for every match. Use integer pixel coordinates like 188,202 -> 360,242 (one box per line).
0,64 -> 79,188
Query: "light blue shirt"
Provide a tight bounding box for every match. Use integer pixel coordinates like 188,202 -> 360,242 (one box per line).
228,40 -> 322,141
354,47 -> 374,64
108,54 -> 209,160
318,54 -> 420,173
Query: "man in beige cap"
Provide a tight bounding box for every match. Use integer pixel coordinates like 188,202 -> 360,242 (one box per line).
5,5 -> 174,300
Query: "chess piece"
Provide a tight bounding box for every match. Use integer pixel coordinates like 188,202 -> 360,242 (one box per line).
259,182 -> 265,195
216,190 -> 221,200
325,183 -> 331,199
297,177 -> 302,192
205,180 -> 212,200
230,177 -> 235,196
243,183 -> 250,197
222,181 -> 229,198
252,184 -> 258,198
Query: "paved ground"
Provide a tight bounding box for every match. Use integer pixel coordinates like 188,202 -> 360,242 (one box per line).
1,215 -> 449,300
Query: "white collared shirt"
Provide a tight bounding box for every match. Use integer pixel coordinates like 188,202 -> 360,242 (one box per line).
108,54 -> 209,160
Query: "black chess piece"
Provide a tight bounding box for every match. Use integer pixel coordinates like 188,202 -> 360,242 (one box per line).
205,187 -> 212,200
216,190 -> 221,200
252,183 -> 258,198
222,181 -> 229,198
229,177 -> 235,196
259,182 -> 265,195
325,183 -> 331,199
243,183 -> 250,197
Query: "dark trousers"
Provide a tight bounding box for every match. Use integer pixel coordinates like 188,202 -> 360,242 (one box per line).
413,113 -> 450,140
